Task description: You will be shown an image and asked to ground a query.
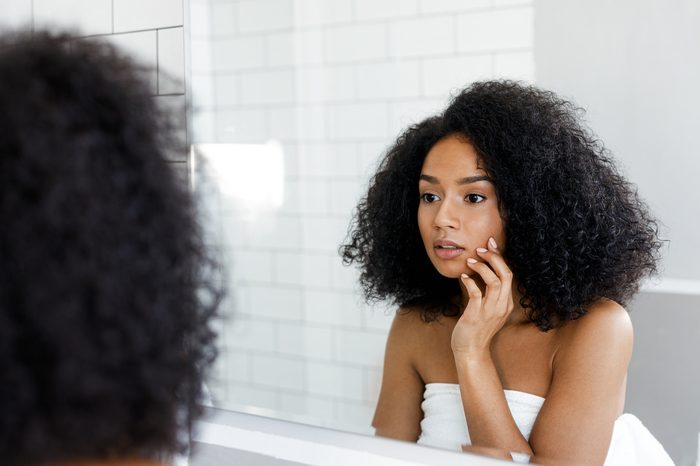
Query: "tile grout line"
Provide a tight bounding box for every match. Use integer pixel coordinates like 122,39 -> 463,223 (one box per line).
156,28 -> 160,95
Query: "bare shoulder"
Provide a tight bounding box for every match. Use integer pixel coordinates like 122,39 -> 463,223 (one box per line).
393,306 -> 427,330
554,298 -> 633,364
531,303 -> 635,462
382,307 -> 424,359
387,307 -> 429,354
558,298 -> 632,338
391,306 -> 454,343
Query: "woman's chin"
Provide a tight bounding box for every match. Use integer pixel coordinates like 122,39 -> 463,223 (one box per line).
435,267 -> 472,279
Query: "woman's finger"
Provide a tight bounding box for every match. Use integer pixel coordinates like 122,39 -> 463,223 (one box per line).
466,257 -> 502,296
460,273 -> 482,310
466,257 -> 508,315
475,238 -> 512,282
475,238 -> 513,302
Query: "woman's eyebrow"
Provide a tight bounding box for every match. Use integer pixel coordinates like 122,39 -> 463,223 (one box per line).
419,174 -> 492,184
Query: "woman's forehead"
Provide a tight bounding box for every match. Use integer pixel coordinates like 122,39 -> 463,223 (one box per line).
421,136 -> 487,178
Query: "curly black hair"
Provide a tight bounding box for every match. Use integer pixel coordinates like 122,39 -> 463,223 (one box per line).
0,31 -> 220,465
341,80 -> 662,331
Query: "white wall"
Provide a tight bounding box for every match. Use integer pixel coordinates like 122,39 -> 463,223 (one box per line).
191,0 -> 535,434
534,0 -> 700,284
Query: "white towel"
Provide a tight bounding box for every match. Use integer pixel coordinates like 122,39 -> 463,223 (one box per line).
417,383 -> 674,465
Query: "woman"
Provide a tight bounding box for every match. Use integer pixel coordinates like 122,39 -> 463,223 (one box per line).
341,81 -> 672,465
0,32 -> 220,466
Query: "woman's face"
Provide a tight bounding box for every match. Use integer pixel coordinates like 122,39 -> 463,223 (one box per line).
417,134 -> 505,279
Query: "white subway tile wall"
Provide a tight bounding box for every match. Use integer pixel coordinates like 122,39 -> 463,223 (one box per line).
422,55 -> 493,96
34,0 -> 112,36
113,0 -> 184,33
239,69 -> 297,105
251,353 -> 305,391
194,0 -> 535,435
419,0 -> 491,14
388,16 -> 455,58
237,0 -> 295,34
293,0 -> 354,28
325,23 -> 387,63
456,8 -> 534,52
355,0 -> 418,21
212,35 -> 266,71
158,27 -> 186,94
0,0 -> 32,31
355,61 -> 421,100
214,108 -> 267,140
277,392 -> 333,424
210,1 -> 237,37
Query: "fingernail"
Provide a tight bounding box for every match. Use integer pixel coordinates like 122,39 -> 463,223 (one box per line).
476,247 -> 488,254
467,258 -> 477,264
488,237 -> 498,249
461,273 -> 469,279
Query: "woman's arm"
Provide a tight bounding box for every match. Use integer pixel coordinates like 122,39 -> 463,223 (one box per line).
452,240 -> 533,456
372,310 -> 425,441
454,352 -> 533,455
528,300 -> 632,465
455,240 -> 633,464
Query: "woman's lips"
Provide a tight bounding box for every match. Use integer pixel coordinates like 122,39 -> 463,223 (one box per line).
434,246 -> 465,259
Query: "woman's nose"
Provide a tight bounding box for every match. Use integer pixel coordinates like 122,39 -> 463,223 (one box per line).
433,198 -> 459,229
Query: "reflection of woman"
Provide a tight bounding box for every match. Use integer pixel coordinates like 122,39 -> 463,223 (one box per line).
341,81 -> 673,465
0,32 -> 219,466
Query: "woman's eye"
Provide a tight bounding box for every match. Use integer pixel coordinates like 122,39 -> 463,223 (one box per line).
421,193 -> 440,203
466,193 -> 486,203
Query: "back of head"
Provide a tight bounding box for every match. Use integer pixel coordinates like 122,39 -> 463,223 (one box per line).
0,31 -> 218,465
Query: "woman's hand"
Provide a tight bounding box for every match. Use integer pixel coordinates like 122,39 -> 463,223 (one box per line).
451,237 -> 515,358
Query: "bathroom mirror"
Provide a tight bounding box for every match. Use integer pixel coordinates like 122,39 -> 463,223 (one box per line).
185,1 -> 700,463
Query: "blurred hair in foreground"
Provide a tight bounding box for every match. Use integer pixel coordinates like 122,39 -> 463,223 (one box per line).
0,30 -> 221,466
